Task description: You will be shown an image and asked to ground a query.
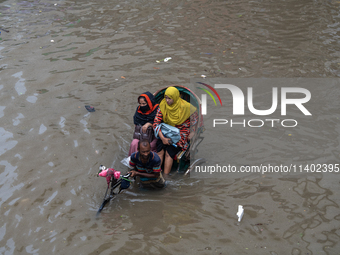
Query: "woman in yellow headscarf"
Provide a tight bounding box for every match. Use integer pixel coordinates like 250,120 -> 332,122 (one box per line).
153,86 -> 198,174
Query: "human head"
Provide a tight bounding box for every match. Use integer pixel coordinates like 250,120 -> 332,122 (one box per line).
138,92 -> 156,113
137,139 -> 151,159
138,97 -> 147,107
138,139 -> 151,150
164,87 -> 180,106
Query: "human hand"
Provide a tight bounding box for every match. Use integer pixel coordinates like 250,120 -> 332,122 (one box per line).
129,170 -> 138,177
142,123 -> 150,133
162,137 -> 172,145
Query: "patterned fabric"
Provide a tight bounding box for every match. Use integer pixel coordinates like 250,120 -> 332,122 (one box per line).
129,151 -> 161,182
153,108 -> 198,150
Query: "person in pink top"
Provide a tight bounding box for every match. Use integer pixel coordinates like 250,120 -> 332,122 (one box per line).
128,92 -> 159,156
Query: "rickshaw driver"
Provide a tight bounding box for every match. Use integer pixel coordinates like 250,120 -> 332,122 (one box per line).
129,139 -> 166,189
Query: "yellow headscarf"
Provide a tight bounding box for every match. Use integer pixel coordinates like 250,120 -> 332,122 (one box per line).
159,86 -> 197,126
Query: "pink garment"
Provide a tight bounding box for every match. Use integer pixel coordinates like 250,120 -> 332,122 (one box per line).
128,138 -> 157,156
99,168 -> 121,185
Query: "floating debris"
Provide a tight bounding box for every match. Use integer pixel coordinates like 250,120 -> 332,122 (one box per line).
237,205 -> 244,222
121,156 -> 132,168
0,28 -> 9,33
85,105 -> 95,112
156,57 -> 171,63
37,89 -> 48,94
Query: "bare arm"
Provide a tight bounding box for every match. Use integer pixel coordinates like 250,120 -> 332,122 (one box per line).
142,122 -> 153,133
129,169 -> 160,178
153,108 -> 171,145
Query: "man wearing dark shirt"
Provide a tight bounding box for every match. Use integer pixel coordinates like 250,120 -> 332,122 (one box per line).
129,139 -> 165,189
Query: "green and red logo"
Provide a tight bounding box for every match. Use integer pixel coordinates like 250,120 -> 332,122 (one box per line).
196,82 -> 223,115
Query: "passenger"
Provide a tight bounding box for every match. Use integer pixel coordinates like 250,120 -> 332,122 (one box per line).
153,86 -> 198,175
129,139 -> 165,189
128,91 -> 159,156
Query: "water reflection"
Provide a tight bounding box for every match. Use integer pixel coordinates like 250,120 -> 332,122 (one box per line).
12,71 -> 26,95
59,116 -> 70,135
0,161 -> 23,208
0,223 -> 5,242
0,106 -> 5,118
12,113 -> 24,126
38,124 -> 47,134
0,238 -> 15,255
25,244 -> 39,254
26,95 -> 38,103
0,128 -> 17,156
0,0 -> 339,254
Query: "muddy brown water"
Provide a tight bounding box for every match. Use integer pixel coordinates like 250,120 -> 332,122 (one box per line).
0,0 -> 340,254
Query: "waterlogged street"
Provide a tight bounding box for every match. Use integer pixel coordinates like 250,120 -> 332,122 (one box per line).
0,0 -> 340,254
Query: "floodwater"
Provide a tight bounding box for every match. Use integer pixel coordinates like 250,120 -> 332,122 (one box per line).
0,0 -> 339,254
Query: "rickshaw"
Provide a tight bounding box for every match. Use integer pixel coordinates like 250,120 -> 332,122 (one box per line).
96,85 -> 205,215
